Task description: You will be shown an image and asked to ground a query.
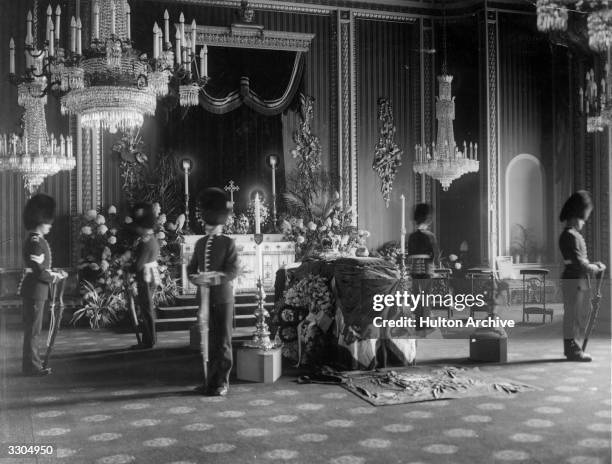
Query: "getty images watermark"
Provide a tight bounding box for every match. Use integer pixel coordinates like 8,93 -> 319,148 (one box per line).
371,291 -> 516,329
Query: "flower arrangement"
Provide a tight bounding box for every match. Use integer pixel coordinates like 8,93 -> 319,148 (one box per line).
74,203 -> 183,328
440,251 -> 466,277
375,241 -> 401,265
372,99 -> 403,207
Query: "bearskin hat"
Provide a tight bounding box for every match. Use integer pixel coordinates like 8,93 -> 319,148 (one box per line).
414,203 -> 432,225
559,190 -> 592,222
131,202 -> 156,229
198,187 -> 231,226
23,193 -> 56,229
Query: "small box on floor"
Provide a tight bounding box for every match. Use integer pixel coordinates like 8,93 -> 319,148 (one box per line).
469,336 -> 508,363
236,347 -> 282,383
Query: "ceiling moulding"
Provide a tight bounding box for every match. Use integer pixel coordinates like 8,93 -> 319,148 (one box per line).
196,24 -> 316,51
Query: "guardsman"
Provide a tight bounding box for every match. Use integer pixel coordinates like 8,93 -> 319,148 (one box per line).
188,188 -> 239,396
559,191 -> 606,362
19,193 -> 64,376
130,202 -> 160,349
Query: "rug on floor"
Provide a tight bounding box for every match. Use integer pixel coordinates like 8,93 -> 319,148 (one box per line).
341,366 -> 538,406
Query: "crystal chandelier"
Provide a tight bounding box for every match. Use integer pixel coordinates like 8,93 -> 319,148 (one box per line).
59,0 -> 158,132
150,9 -> 209,107
413,18 -> 479,191
536,0 -> 612,52
0,81 -> 75,195
579,47 -> 612,132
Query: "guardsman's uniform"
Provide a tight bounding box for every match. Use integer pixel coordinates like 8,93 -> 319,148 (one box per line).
188,188 -> 239,396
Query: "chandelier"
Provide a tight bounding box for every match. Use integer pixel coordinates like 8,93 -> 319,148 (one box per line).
536,0 -> 612,52
0,81 -> 75,195
413,17 -> 479,191
580,47 -> 612,132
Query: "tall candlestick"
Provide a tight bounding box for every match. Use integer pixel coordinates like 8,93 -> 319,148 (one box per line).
49,23 -> 55,56
254,194 -> 261,234
126,3 -> 131,40
9,38 -> 15,74
164,10 -> 170,46
55,5 -> 61,42
93,1 -> 100,40
184,167 -> 189,196
400,194 -> 406,255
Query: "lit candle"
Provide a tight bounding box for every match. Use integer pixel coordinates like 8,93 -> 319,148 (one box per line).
55,5 -> 61,42
164,10 -> 170,46
70,16 -> 76,52
110,0 -> 116,36
175,29 -> 182,65
153,23 -> 159,58
191,19 -> 197,55
126,3 -> 131,40
26,10 -> 33,46
93,1 -> 100,40
179,12 -> 185,45
254,194 -> 261,234
400,194 -> 406,255
76,18 -> 82,55
9,38 -> 15,74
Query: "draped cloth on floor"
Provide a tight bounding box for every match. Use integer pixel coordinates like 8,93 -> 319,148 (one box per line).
288,257 -> 416,369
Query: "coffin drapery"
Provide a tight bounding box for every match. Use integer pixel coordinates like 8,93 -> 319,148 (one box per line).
200,48 -> 304,116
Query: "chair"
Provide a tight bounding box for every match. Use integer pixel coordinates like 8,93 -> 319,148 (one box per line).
520,269 -> 552,323
494,256 -> 515,306
466,268 -> 495,318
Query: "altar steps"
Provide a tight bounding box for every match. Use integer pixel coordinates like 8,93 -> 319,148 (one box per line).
156,292 -> 275,336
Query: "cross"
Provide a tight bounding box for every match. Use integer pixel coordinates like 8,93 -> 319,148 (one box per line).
224,180 -> 240,206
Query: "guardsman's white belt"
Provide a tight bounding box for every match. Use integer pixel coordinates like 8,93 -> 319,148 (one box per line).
16,268 -> 34,296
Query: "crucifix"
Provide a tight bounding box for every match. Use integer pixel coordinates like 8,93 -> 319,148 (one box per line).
224,180 -> 240,207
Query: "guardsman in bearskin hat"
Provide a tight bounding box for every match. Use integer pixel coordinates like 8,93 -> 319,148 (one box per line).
559,191 -> 606,361
19,193 -> 65,376
130,202 -> 160,349
187,188 -> 239,396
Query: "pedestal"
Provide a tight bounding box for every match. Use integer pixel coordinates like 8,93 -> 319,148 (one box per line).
469,335 -> 508,363
236,347 -> 282,383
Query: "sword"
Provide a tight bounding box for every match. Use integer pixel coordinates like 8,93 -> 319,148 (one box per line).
126,278 -> 143,346
43,273 -> 67,369
582,268 -> 606,352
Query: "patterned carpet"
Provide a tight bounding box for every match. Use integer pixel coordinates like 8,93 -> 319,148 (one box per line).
0,312 -> 611,464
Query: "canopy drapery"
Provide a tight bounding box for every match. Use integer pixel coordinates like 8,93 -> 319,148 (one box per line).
200,48 -> 304,116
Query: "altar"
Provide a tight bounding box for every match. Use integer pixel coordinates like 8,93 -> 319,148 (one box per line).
181,234 -> 295,294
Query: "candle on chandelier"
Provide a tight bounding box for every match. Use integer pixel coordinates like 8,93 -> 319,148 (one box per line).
200,45 -> 208,77
400,194 -> 406,255
46,5 -> 53,44
60,135 -> 65,157
126,3 -> 131,40
26,10 -> 33,47
191,20 -> 197,55
9,38 -> 15,74
179,12 -> 186,45
110,0 -> 116,36
153,23 -> 159,59
38,139 -> 41,157
175,29 -> 182,65
55,5 -> 61,42
93,1 -> 100,40
254,194 -> 261,234
183,38 -> 189,66
474,143 -> 478,161
164,10 -> 170,46
76,18 -> 82,55
70,16 -> 76,52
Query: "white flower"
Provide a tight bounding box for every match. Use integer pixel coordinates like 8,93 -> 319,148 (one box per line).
455,262 -> 462,270
307,221 -> 317,231
81,226 -> 92,235
95,214 -> 106,225
332,218 -> 340,227
102,247 -> 111,259
297,235 -> 305,244
124,216 -> 133,224
449,254 -> 458,262
297,219 -> 304,229
108,236 -> 117,245
324,218 -> 332,227
176,214 -> 185,231
152,202 -> 161,216
156,231 -> 166,240
160,240 -> 167,247
108,205 -> 117,215
85,209 -> 97,220
158,214 -> 167,225
319,226 -> 327,232
100,260 -> 109,271
97,225 -> 108,235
